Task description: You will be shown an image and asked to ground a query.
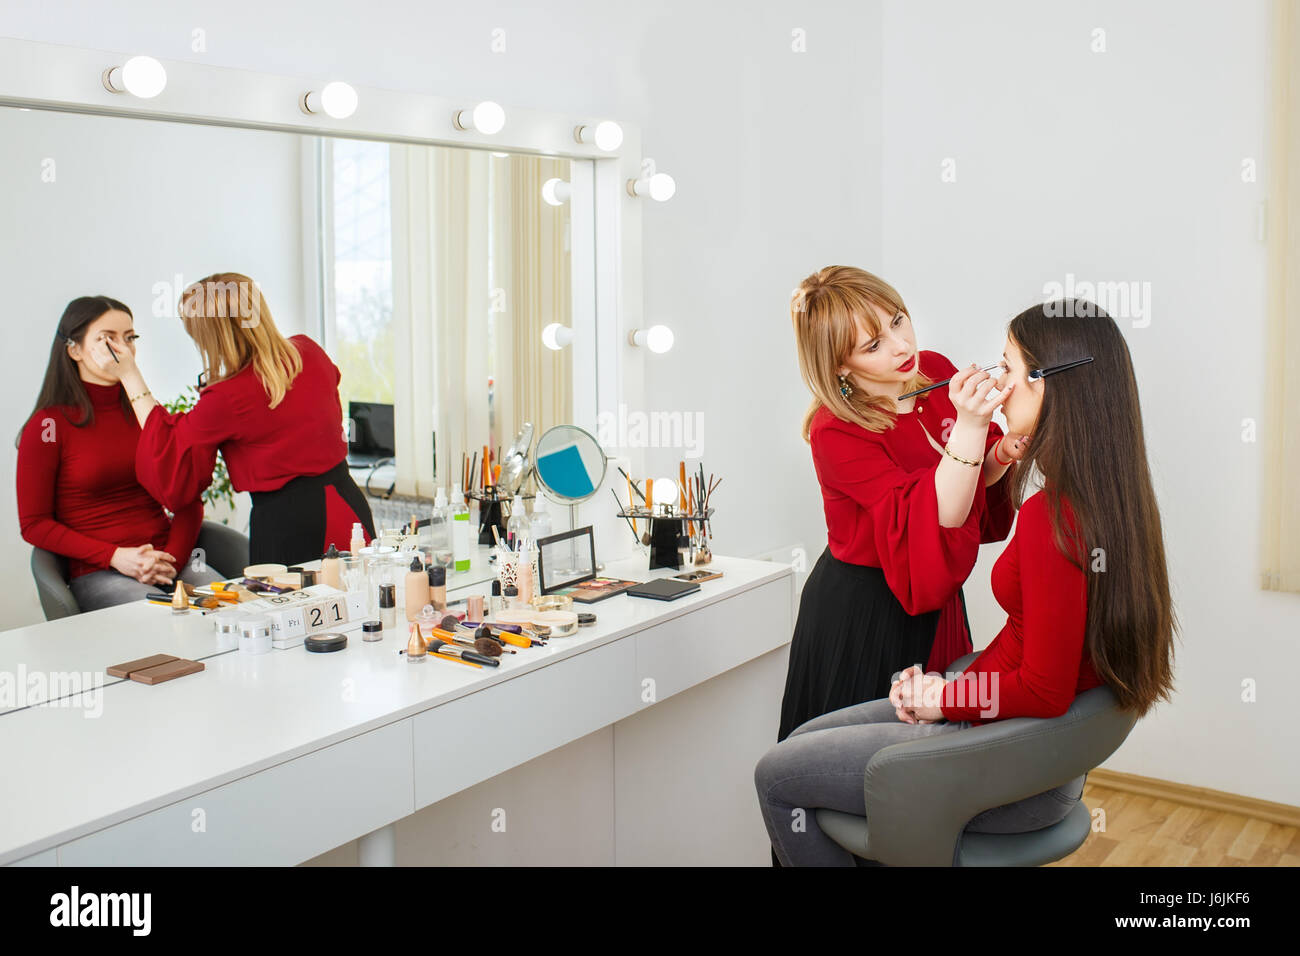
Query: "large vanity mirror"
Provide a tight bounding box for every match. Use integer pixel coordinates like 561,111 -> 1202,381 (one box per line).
2,104 -> 590,512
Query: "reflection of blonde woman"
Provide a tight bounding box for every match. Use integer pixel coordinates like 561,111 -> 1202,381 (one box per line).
96,273 -> 376,565
777,266 -> 1024,745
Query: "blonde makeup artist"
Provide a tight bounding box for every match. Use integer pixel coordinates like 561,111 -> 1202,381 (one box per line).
778,266 -> 1024,748
91,273 -> 376,566
17,296 -> 212,611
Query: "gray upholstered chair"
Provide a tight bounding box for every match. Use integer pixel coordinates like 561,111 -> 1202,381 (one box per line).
31,520 -> 250,621
815,651 -> 1137,866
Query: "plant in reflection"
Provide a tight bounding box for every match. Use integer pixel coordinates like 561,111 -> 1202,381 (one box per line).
163,386 -> 236,523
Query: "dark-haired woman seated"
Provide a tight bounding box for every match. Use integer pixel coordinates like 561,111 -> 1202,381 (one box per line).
755,300 -> 1178,866
17,297 -> 215,612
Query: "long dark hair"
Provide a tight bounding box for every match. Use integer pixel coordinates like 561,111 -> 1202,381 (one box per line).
1007,300 -> 1177,718
21,296 -> 135,443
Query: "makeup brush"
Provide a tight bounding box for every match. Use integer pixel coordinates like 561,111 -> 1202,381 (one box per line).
612,488 -> 638,539
105,342 -> 121,364
436,615 -> 512,654
428,638 -> 499,666
897,362 -> 1003,401
618,467 -> 646,503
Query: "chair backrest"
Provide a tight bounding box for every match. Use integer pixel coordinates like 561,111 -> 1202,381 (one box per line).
31,548 -> 79,621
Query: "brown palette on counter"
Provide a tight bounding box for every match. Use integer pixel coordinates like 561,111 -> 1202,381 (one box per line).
106,654 -> 205,685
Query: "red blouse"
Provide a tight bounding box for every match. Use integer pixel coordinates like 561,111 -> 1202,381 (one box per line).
810,349 -> 1015,602
940,490 -> 1104,725
135,334 -> 349,509
17,381 -> 204,579
810,350 -> 1015,672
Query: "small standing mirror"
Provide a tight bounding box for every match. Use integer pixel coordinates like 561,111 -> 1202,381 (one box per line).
533,424 -> 607,505
533,425 -> 608,576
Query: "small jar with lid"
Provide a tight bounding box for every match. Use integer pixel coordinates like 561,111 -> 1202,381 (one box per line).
362,620 -> 384,642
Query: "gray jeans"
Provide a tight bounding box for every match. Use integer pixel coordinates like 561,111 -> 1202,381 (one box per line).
755,697 -> 1083,866
69,561 -> 219,613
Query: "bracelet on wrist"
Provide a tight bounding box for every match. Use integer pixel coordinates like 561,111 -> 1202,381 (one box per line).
992,439 -> 1014,467
942,444 -> 981,467
128,389 -> 152,404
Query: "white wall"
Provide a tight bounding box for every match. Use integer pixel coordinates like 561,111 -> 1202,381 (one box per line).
880,0 -> 1298,805
0,106 -> 305,626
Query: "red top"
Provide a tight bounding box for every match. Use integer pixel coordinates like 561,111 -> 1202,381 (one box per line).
17,381 -> 204,579
940,490 -> 1104,725
810,350 -> 1016,667
135,334 -> 349,509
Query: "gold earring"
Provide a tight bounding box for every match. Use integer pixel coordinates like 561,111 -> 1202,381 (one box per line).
838,374 -> 853,399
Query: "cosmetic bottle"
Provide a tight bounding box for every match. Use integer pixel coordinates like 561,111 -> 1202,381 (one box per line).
529,495 -> 553,543
517,548 -> 535,605
430,487 -> 453,570
504,583 -> 520,609
406,623 -> 428,662
405,555 -> 430,622
350,522 -> 366,556
427,565 -> 447,612
489,580 -> 503,615
379,584 -> 397,630
320,544 -> 342,589
450,483 -> 471,573
507,494 -> 527,551
171,584 -> 190,614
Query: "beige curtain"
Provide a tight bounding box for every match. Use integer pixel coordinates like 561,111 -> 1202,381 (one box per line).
1263,0 -> 1300,592
391,145 -> 490,498
489,156 -> 573,475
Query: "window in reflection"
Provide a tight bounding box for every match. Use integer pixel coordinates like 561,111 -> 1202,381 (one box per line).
329,138 -> 394,409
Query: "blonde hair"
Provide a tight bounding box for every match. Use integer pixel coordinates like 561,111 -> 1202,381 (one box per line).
791,265 -> 931,441
178,272 -> 303,409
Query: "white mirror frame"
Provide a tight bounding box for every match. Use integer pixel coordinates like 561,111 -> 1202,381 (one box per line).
0,36 -> 642,443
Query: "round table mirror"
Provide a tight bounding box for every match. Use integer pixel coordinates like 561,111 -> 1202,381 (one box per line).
533,424 -> 607,504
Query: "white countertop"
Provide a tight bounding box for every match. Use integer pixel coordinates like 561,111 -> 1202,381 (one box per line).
0,553 -> 792,864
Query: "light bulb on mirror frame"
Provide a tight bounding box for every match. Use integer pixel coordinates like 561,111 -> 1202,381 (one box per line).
301,81 -> 358,119
628,325 -> 674,354
541,178 -> 572,206
626,171 -> 676,202
102,55 -> 167,99
573,120 -> 624,152
542,323 -> 574,350
453,100 -> 505,135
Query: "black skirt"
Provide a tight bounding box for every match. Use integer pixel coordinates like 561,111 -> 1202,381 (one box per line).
248,460 -> 376,567
777,546 -> 962,742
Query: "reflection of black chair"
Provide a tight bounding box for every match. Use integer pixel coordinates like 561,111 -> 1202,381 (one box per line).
30,521 -> 250,621
814,651 -> 1138,866
347,401 -> 395,466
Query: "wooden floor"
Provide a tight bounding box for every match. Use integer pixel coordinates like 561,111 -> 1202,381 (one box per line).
1046,783 -> 1300,866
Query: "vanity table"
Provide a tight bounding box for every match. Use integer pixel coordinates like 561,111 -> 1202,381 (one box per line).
0,553 -> 793,866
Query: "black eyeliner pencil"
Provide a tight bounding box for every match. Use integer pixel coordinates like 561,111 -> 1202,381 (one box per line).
105,343 -> 120,363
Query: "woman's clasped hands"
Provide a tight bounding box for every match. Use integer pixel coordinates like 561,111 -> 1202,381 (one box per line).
889,665 -> 949,724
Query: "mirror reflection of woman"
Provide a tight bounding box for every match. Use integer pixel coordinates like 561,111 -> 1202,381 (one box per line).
92,273 -> 376,566
17,297 -> 213,611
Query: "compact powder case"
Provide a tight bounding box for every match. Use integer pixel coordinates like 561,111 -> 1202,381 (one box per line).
305,633 -> 348,653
